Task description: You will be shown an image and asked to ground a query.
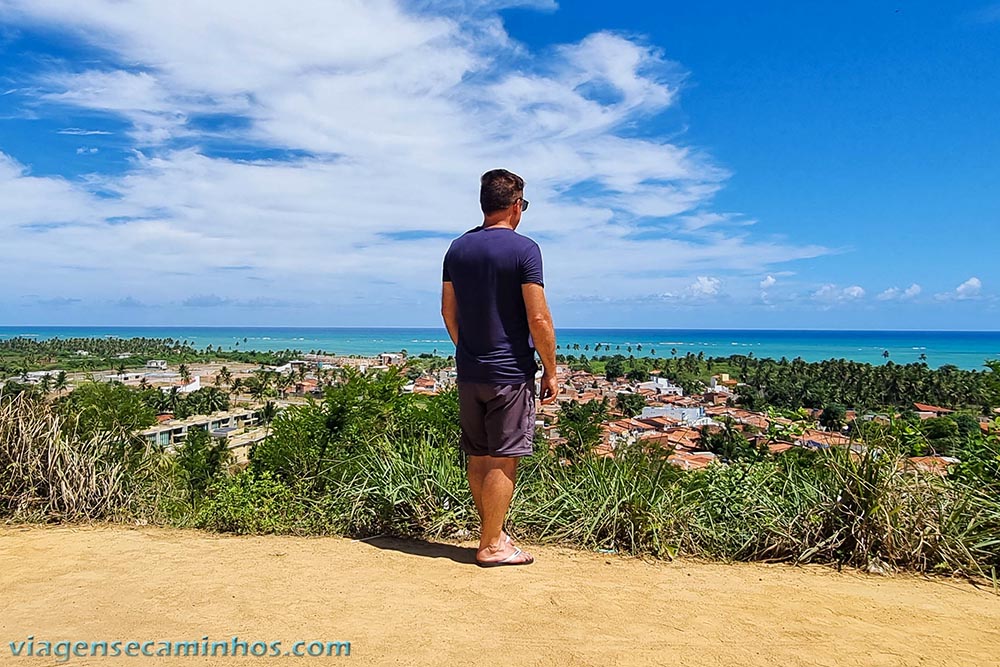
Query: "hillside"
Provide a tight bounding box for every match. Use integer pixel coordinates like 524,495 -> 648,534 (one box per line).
1,525 -> 998,666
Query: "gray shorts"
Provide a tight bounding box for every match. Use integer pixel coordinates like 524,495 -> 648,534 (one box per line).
457,381 -> 537,458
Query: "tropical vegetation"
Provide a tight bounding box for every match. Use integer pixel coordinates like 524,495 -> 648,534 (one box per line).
2,368 -> 999,579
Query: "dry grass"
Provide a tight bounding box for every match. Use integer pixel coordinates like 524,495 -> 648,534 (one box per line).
0,392 -> 175,521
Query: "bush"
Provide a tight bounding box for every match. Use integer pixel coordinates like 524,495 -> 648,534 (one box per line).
196,470 -> 331,534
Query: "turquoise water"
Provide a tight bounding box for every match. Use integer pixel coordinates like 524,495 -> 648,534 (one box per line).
1,327 -> 999,370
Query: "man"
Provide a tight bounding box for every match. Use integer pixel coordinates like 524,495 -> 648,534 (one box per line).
441,168 -> 559,567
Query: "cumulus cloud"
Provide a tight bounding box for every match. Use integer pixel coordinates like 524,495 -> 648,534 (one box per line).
687,276 -> 721,298
812,284 -> 865,303
877,283 -> 921,301
0,0 -> 830,316
760,275 -> 776,289
934,277 -> 983,301
956,277 -> 982,298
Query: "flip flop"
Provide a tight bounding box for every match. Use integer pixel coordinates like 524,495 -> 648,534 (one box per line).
476,546 -> 534,568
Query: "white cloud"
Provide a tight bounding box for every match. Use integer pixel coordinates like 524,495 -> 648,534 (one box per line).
687,276 -> 721,298
956,277 -> 982,299
760,275 -> 776,289
0,0 -> 830,316
877,283 -> 921,301
812,284 -> 865,303
934,277 -> 983,302
57,127 -> 113,135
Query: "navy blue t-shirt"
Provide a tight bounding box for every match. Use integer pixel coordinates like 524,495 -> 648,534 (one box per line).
442,226 -> 544,384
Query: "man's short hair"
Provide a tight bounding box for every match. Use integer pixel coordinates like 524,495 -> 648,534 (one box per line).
480,169 -> 524,214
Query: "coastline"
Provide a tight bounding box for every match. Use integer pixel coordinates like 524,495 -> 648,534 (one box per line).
2,326 -> 999,370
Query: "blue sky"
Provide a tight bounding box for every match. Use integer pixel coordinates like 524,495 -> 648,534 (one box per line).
0,0 -> 997,329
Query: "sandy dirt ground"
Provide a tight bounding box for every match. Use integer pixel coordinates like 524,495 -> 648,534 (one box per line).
2,525 -> 999,667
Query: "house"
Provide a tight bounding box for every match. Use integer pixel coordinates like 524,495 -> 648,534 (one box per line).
146,360 -> 168,370
795,429 -> 852,450
914,403 -> 954,419
667,450 -> 717,470
639,405 -> 706,425
637,376 -> 683,397
161,375 -> 201,394
21,370 -> 65,385
379,353 -> 406,366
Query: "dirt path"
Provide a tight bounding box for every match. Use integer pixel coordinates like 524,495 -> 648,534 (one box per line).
2,525 -> 998,666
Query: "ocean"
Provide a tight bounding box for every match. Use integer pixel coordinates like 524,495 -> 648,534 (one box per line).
1,327 -> 999,371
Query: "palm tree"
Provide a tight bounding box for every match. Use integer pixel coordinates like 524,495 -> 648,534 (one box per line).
260,400 -> 278,425
179,364 -> 192,383
54,371 -> 68,394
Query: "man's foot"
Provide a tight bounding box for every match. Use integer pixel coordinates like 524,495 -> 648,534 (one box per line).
476,541 -> 534,567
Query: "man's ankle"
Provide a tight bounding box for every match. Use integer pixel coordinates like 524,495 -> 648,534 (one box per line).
480,535 -> 504,552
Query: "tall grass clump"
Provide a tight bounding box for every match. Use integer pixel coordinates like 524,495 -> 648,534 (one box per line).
512,450 -> 686,556
197,368 -> 476,536
0,391 -> 176,522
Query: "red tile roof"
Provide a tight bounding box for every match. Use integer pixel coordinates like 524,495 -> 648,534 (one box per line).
914,403 -> 954,414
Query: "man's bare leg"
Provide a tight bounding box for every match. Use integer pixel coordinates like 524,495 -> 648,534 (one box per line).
467,455 -> 532,564
467,457 -> 485,523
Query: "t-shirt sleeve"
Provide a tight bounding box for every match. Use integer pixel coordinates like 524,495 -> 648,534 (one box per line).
520,242 -> 544,287
442,251 -> 451,282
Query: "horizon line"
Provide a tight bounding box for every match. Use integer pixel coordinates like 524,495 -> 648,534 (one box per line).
2,325 -> 1000,334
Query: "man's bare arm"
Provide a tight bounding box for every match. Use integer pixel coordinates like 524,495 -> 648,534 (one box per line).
441,281 -> 459,347
522,283 -> 558,403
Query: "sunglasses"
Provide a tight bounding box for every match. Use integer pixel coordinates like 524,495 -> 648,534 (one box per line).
519,198 -> 529,212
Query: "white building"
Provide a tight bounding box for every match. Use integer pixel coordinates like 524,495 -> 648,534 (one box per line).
640,405 -> 705,425
161,376 -> 201,394
379,353 -> 406,366
637,376 -> 683,396
146,360 -> 168,370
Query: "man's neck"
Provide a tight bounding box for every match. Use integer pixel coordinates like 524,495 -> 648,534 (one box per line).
482,213 -> 516,230
482,220 -> 514,230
